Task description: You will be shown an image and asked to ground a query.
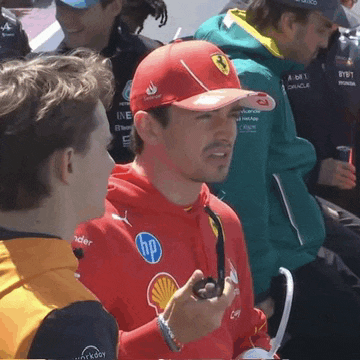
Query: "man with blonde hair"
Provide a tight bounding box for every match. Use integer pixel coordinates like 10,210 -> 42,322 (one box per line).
0,51 -> 117,359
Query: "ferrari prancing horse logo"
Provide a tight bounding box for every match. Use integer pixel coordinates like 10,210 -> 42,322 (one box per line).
212,54 -> 230,76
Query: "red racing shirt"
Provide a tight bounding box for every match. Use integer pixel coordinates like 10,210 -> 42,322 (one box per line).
73,164 -> 271,359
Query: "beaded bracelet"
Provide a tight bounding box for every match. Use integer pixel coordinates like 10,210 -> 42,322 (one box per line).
158,314 -> 184,352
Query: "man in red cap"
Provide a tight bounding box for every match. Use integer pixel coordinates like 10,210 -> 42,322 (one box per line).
73,39 -> 277,359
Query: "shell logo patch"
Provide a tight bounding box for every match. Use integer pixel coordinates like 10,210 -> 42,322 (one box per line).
135,232 -> 162,264
147,273 -> 179,315
212,54 -> 230,76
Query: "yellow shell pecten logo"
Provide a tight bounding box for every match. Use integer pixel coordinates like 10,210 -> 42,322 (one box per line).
208,214 -> 226,242
211,54 -> 230,76
209,216 -> 219,238
147,273 -> 179,315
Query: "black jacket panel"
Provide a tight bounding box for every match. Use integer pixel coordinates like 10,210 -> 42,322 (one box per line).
283,30 -> 360,214
0,8 -> 30,61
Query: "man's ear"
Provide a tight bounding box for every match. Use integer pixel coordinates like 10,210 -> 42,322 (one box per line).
279,12 -> 299,40
134,111 -> 163,147
52,147 -> 75,185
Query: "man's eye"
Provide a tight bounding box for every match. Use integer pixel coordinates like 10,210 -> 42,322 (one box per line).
230,112 -> 241,119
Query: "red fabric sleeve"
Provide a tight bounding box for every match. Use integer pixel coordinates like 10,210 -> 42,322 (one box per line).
119,318 -> 173,359
223,206 -> 272,357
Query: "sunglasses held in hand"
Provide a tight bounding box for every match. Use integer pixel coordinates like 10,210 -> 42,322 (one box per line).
193,206 -> 225,300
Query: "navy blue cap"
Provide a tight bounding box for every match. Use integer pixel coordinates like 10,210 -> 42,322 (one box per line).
58,0 -> 100,9
277,0 -> 360,29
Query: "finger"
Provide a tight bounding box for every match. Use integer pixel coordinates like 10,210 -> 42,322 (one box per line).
337,163 -> 356,177
336,175 -> 356,189
338,181 -> 356,190
181,269 -> 205,297
196,286 -> 217,299
337,170 -> 356,183
163,270 -> 205,317
212,277 -> 235,307
341,162 -> 356,173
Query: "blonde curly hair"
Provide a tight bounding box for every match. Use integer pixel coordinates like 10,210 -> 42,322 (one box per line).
0,49 -> 115,210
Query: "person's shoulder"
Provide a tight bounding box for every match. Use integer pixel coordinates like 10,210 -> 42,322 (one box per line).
209,193 -> 241,225
73,198 -> 133,248
137,34 -> 163,50
234,57 -> 274,80
196,13 -> 226,39
233,62 -> 281,102
111,20 -> 162,53
0,253 -> 101,358
27,300 -> 118,360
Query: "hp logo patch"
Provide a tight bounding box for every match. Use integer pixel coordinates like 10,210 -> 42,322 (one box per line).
135,232 -> 162,264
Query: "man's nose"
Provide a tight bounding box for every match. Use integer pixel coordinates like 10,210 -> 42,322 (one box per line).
213,114 -> 237,141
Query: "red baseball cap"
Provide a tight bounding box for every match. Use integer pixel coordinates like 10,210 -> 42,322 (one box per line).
130,40 -> 276,114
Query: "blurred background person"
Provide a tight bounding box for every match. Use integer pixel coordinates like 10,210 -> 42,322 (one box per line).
284,0 -> 360,217
0,0 -> 30,61
120,0 -> 167,34
53,0 -> 167,164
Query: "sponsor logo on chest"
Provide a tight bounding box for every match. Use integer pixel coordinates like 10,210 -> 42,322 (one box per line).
147,272 -> 180,315
135,232 -> 162,264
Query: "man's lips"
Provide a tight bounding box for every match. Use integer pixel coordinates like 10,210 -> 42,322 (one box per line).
65,28 -> 83,34
203,142 -> 233,160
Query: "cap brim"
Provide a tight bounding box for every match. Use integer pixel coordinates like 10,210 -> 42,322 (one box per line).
173,89 -> 276,112
324,5 -> 360,29
59,0 -> 98,9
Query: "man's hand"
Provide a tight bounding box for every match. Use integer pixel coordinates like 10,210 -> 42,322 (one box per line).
256,296 -> 275,319
162,270 -> 235,344
317,158 -> 356,190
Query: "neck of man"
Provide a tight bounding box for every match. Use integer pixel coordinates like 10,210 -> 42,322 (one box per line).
262,26 -> 286,49
0,198 -> 77,244
133,152 -> 203,207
